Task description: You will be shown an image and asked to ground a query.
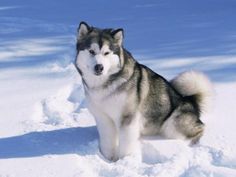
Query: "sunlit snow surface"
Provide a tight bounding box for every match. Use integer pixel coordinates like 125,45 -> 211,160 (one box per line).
0,0 -> 236,176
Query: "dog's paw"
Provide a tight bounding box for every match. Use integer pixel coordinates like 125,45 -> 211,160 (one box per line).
109,155 -> 119,162
100,150 -> 118,162
99,145 -> 118,162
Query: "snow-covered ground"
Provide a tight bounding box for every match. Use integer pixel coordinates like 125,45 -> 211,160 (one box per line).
1,60 -> 236,177
1,0 -> 236,177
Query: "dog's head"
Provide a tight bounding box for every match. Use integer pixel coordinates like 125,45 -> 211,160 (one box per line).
75,22 -> 124,87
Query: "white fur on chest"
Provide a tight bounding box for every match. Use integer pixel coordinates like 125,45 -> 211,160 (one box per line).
86,87 -> 127,124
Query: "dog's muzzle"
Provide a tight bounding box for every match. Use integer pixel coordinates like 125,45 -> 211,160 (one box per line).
94,64 -> 104,75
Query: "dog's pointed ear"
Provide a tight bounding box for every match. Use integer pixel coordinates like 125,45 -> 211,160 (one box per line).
77,21 -> 90,40
111,29 -> 124,46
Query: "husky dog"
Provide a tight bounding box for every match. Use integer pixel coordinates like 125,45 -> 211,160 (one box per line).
75,22 -> 212,161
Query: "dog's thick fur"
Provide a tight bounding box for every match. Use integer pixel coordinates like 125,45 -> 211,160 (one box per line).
75,22 -> 212,161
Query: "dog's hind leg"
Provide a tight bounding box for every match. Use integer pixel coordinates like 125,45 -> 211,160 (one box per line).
161,111 -> 205,144
175,113 -> 205,144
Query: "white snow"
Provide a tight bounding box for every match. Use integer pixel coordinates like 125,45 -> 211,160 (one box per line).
0,56 -> 236,177
0,36 -> 74,61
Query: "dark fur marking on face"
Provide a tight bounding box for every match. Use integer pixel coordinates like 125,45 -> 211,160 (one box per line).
76,27 -> 121,52
102,49 -> 136,93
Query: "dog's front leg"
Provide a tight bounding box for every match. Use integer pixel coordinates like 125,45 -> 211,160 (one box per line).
118,114 -> 140,159
95,115 -> 118,161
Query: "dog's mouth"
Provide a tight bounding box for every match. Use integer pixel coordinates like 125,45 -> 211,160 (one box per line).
94,71 -> 103,76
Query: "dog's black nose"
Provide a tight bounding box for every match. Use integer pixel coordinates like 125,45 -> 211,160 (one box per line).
94,64 -> 104,75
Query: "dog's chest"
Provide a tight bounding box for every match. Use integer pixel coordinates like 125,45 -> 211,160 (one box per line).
87,89 -> 127,121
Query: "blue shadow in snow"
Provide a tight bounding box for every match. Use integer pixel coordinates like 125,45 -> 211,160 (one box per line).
0,126 -> 98,159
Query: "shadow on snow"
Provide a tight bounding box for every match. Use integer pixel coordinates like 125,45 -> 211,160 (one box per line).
0,126 -> 98,159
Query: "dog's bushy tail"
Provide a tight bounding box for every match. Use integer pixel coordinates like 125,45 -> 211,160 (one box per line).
171,71 -> 213,113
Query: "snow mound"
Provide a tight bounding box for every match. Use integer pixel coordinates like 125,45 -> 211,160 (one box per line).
30,81 -> 95,131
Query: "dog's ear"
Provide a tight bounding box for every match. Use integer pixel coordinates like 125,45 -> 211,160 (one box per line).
111,29 -> 124,46
77,21 -> 90,40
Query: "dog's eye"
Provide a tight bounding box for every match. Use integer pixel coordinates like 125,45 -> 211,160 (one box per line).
104,52 -> 110,56
89,50 -> 96,55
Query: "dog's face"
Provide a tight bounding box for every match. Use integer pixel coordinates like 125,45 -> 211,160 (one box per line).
75,22 -> 124,86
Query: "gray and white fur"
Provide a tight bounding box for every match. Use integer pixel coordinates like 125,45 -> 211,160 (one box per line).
74,22 -> 213,161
